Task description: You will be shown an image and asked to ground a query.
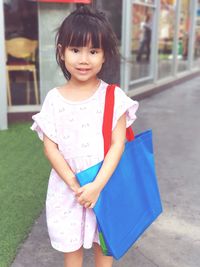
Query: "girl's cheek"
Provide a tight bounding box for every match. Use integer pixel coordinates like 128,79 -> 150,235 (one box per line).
92,54 -> 104,62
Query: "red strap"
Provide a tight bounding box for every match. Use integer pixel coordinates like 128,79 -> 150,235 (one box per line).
102,85 -> 135,157
102,85 -> 115,157
126,126 -> 135,141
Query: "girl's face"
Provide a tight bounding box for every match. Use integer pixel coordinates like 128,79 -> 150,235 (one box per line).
61,44 -> 105,82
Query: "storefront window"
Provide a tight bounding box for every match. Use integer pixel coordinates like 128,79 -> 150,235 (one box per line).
131,4 -> 154,81
193,0 -> 200,67
158,0 -> 175,79
4,0 -> 39,106
177,0 -> 191,73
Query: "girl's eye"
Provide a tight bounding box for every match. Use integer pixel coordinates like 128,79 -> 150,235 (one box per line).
71,48 -> 79,53
90,50 -> 98,55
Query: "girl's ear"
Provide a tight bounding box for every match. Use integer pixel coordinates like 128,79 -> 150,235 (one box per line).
58,44 -> 64,60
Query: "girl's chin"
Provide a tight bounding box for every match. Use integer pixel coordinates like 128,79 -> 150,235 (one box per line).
71,74 -> 98,82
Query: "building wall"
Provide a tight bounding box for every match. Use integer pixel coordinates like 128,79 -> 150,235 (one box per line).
38,2 -> 73,102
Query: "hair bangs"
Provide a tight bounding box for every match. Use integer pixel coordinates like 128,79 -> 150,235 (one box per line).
64,20 -> 103,49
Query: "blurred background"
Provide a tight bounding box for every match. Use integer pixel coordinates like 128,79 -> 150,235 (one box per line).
0,0 -> 200,128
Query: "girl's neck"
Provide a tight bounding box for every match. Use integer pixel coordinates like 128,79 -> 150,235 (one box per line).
67,77 -> 100,92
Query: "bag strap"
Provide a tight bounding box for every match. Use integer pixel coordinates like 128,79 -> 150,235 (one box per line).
102,84 -> 135,157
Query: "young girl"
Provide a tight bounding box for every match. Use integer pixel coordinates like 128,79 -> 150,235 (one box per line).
31,6 -> 139,267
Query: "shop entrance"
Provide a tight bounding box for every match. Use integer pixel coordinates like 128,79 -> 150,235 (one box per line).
4,0 -> 39,106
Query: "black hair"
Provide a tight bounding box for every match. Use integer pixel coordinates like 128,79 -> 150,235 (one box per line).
55,5 -> 120,82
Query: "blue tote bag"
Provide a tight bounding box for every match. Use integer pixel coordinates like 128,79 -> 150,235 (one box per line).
76,85 -> 163,260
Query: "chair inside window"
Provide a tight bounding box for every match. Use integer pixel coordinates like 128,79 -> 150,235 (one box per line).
5,37 -> 39,105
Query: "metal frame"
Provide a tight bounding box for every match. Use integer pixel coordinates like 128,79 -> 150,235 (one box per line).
0,0 -> 8,130
188,0 -> 198,70
152,0 -> 160,82
171,0 -> 183,76
120,0 -> 132,92
130,76 -> 153,86
133,1 -> 155,8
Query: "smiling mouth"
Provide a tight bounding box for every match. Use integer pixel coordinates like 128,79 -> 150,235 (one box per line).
76,68 -> 91,72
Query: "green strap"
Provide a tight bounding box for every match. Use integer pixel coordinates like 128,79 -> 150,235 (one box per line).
99,231 -> 108,255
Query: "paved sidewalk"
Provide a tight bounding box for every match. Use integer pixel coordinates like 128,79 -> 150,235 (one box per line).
11,76 -> 200,267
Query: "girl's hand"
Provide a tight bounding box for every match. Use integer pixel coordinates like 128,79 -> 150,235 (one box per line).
76,182 -> 101,209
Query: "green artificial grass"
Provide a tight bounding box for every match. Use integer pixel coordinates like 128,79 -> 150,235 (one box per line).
0,122 -> 50,267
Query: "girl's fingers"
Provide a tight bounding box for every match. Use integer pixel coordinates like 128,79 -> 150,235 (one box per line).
77,198 -> 95,208
79,199 -> 85,206
77,195 -> 87,203
75,191 -> 82,197
77,196 -> 90,206
78,199 -> 91,208
77,194 -> 90,203
88,203 -> 95,209
75,188 -> 84,196
84,202 -> 91,208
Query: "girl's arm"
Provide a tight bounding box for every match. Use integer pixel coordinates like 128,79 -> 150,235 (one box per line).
93,113 -> 126,190
43,135 -> 80,192
76,113 -> 126,208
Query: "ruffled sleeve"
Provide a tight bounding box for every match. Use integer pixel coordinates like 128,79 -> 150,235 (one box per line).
112,86 -> 139,130
30,90 -> 58,144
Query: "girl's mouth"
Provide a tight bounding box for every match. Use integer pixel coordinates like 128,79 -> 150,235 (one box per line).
76,68 -> 91,74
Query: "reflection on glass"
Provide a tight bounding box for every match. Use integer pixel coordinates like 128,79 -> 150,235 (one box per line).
136,14 -> 152,63
178,0 -> 190,72
4,0 -> 39,105
158,0 -> 175,79
193,0 -> 200,67
131,4 -> 153,81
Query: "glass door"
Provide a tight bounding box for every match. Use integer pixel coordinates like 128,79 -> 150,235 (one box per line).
121,0 -> 157,91
4,0 -> 39,106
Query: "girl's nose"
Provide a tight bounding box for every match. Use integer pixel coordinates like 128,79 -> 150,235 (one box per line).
79,51 -> 89,64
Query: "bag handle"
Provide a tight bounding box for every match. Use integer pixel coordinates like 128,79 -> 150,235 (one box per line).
102,84 -> 135,157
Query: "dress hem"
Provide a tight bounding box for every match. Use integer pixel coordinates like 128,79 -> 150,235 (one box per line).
50,240 -> 101,253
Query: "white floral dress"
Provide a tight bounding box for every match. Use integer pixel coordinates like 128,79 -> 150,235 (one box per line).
31,79 -> 139,253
